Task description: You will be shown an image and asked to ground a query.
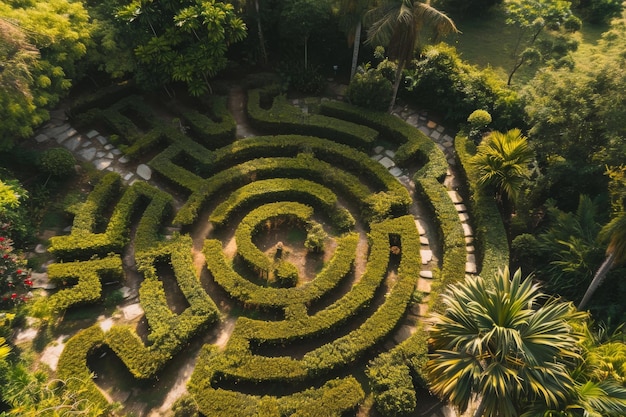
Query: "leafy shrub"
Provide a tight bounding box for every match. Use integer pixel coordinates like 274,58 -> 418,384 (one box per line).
39,148 -> 76,178
467,109 -> 492,142
280,64 -> 326,94
305,222 -> 327,253
347,64 -> 393,111
275,261 -> 299,287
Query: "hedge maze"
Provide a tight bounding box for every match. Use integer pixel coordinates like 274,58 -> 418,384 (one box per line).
50,85 -> 501,416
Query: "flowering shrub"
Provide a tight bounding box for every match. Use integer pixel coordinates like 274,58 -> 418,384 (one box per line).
0,234 -> 32,308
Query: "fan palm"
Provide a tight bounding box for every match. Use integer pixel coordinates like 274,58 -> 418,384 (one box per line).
365,0 -> 458,112
578,212 -> 626,310
471,128 -> 534,209
425,267 -> 585,417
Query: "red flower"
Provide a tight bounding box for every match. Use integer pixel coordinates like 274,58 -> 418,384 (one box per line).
0,237 -> 4,242
11,293 -> 17,299
17,269 -> 22,274
24,279 -> 33,287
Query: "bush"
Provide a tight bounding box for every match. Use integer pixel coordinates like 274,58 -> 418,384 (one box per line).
39,148 -> 76,178
347,65 -> 393,111
305,222 -> 327,253
280,64 -> 326,94
467,109 -> 492,143
275,261 -> 299,287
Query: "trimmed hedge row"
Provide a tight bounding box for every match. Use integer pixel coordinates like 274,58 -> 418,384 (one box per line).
235,202 -> 312,278
247,87 -> 379,150
319,101 -> 448,180
47,256 -> 123,311
203,232 -> 358,309
209,178 -> 354,231
189,344 -> 365,417
168,135 -> 411,225
64,172 -> 121,233
49,176 -> 172,261
56,325 -> 110,410
68,81 -> 137,118
414,177 -> 467,313
162,95 -> 236,149
454,135 -> 509,278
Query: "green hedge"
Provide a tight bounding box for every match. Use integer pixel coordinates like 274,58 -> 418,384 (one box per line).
454,135 -> 509,279
167,136 -> 410,226
319,101 -> 448,180
47,256 -> 123,311
49,176 -> 172,261
163,95 -> 235,149
414,177 -> 467,313
203,232 -> 358,310
235,202 -> 312,279
56,325 -> 110,410
209,178 -> 354,231
247,87 -> 379,150
68,81 -> 137,119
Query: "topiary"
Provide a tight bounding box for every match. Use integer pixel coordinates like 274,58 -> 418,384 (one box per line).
39,148 -> 76,178
347,64 -> 393,112
305,222 -> 327,253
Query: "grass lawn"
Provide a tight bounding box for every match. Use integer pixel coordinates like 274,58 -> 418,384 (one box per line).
449,3 -> 612,88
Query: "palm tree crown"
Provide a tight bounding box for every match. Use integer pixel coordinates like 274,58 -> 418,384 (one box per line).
471,128 -> 534,208
426,267 -> 585,417
365,0 -> 458,112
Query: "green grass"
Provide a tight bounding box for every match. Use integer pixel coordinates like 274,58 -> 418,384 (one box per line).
449,3 -> 611,88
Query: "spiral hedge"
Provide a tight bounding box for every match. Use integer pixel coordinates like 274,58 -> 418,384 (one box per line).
50,87 -> 501,416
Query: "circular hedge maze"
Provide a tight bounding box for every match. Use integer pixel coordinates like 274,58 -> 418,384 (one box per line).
47,85 -> 489,416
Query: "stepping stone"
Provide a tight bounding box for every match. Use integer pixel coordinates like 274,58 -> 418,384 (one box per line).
99,317 -> 114,332
466,262 -> 478,274
467,254 -> 476,264
15,327 -> 38,344
371,154 -> 383,162
417,278 -> 433,293
389,167 -> 403,177
393,325 -> 414,345
436,125 -> 445,133
443,140 -> 453,148
118,156 -> 130,164
373,145 -> 384,154
120,286 -> 134,299
458,212 -> 470,222
96,151 -> 106,158
420,236 -> 429,245
96,135 -> 108,145
30,272 -> 56,290
427,120 -> 437,129
465,236 -> 474,245
443,134 -> 454,142
419,270 -> 433,279
447,158 -> 457,165
455,203 -> 467,212
56,128 -> 78,143
35,243 -> 47,254
430,130 -> 441,140
122,303 -> 144,321
86,130 -> 99,139
415,219 -> 428,235
418,126 -> 430,135
94,158 -> 112,170
78,147 -> 97,161
436,143 -> 446,152
420,249 -> 433,265
406,115 -> 418,126
47,124 -> 71,137
35,133 -> 48,143
384,149 -> 396,158
104,144 -> 114,150
136,164 -> 152,180
123,173 -> 134,181
448,190 -> 463,203
467,245 -> 475,253
112,149 -> 122,155
40,336 -> 67,371
81,140 -> 92,148
63,225 -> 72,232
106,152 -> 114,159
462,223 -> 473,237
378,156 -> 395,169
63,135 -> 84,151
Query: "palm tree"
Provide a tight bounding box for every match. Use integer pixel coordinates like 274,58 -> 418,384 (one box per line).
336,0 -> 371,80
578,212 -> 626,310
365,0 -> 458,112
471,128 -> 534,210
425,267 -> 585,417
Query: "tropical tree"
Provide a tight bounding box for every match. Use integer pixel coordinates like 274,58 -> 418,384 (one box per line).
578,212 -> 626,310
336,0 -> 372,79
471,128 -> 535,210
426,267 -> 586,417
281,0 -> 332,69
365,0 -> 458,112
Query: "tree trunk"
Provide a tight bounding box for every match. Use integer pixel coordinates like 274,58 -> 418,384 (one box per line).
350,20 -> 362,81
388,60 -> 405,113
578,252 -> 615,310
304,35 -> 308,69
472,397 -> 486,417
254,0 -> 268,66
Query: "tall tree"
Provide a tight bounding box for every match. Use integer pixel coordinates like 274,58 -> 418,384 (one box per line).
365,0 -> 458,112
425,267 -> 585,417
471,128 -> 534,210
281,0 -> 332,69
578,212 -> 626,310
336,0 -> 371,80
